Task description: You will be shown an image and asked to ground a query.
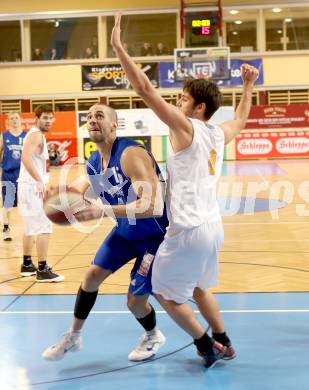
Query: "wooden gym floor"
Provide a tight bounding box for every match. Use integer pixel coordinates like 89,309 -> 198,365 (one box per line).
1,158 -> 309,295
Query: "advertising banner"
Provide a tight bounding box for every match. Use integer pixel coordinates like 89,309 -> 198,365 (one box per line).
78,109 -> 169,138
1,112 -> 77,165
77,106 -> 233,139
236,130 -> 309,159
159,58 -> 264,88
82,63 -> 159,90
246,105 -> 309,129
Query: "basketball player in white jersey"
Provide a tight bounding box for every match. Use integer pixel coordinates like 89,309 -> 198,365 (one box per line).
18,105 -> 64,282
111,13 -> 258,368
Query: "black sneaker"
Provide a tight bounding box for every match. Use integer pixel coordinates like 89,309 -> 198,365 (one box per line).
197,341 -> 227,368
3,228 -> 12,241
20,263 -> 37,277
36,266 -> 65,283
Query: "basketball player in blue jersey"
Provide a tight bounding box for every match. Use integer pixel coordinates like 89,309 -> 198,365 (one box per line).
111,13 -> 258,368
0,112 -> 26,241
42,103 -> 168,361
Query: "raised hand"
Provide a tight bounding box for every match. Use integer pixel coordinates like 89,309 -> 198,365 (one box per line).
241,64 -> 259,85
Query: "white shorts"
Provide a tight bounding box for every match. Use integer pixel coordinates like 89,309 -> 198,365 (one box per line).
152,220 -> 224,304
18,183 -> 53,236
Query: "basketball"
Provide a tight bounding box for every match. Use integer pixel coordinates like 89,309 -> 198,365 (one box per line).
43,186 -> 85,225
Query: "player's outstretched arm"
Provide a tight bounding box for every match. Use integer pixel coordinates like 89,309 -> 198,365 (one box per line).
111,12 -> 192,141
219,64 -> 259,144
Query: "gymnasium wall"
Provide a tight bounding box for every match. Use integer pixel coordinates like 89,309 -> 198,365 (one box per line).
0,55 -> 309,97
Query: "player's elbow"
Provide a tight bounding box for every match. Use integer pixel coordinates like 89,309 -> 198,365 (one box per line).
135,80 -> 152,98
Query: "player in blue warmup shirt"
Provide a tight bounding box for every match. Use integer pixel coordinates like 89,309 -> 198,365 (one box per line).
0,112 -> 26,241
43,103 -> 168,362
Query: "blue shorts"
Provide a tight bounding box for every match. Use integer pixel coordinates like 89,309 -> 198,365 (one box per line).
1,170 -> 19,208
92,227 -> 165,296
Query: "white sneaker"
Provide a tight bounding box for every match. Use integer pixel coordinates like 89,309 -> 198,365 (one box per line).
42,331 -> 82,361
128,330 -> 166,361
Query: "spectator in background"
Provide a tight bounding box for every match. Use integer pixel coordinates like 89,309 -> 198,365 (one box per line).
123,42 -> 135,56
90,36 -> 98,57
49,48 -> 58,60
140,42 -> 153,56
15,53 -> 22,62
83,47 -> 96,59
155,42 -> 168,55
32,48 -> 43,61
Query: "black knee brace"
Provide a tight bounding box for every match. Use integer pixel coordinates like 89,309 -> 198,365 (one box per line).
74,286 -> 98,320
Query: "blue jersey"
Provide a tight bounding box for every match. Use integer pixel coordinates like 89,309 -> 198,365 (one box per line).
2,130 -> 26,173
87,137 -> 168,240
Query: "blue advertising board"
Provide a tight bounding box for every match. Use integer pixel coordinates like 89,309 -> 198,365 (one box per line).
159,58 -> 263,88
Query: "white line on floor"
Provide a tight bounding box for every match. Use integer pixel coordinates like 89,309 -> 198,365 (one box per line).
1,309 -> 309,314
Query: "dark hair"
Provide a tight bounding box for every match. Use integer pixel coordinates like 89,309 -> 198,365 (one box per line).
34,104 -> 54,118
183,78 -> 223,120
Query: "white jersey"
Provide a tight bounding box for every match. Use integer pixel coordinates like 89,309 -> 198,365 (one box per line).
18,127 -> 49,185
166,118 -> 225,230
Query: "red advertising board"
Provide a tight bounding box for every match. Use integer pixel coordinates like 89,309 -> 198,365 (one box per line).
236,130 -> 309,159
1,112 -> 77,165
246,105 -> 309,129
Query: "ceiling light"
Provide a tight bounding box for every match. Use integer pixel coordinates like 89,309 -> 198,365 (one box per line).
229,10 -> 239,15
272,8 -> 282,13
277,29 -> 282,34
285,18 -> 292,23
234,20 -> 243,25
232,31 -> 238,35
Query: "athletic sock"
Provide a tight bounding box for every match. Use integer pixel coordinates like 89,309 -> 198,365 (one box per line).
74,286 -> 98,320
212,332 -> 231,347
194,332 -> 214,355
135,305 -> 157,332
38,261 -> 47,271
70,328 -> 81,335
23,255 -> 32,267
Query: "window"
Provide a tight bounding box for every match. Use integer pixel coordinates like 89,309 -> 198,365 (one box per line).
223,9 -> 257,53
226,21 -> 257,53
265,7 -> 309,51
0,21 -> 21,62
287,19 -> 309,50
185,11 -> 219,48
106,14 -> 176,57
30,17 -> 98,60
266,19 -> 283,51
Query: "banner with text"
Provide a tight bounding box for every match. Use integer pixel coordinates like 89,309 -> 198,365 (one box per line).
1,112 -> 77,165
236,130 -> 309,159
82,63 -> 159,91
159,58 -> 264,88
77,107 -> 233,139
77,109 -> 169,138
246,105 -> 309,129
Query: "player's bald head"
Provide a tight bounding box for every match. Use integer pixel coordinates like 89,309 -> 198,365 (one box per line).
90,103 -> 118,123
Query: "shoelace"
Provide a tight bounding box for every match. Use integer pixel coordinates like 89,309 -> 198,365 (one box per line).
55,333 -> 75,350
136,333 -> 156,351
